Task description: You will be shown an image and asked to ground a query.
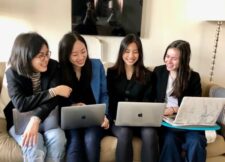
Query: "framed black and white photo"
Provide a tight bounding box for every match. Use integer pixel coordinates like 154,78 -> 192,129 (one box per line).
72,0 -> 143,36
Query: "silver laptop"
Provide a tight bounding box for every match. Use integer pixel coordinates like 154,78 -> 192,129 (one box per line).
115,102 -> 166,127
61,104 -> 105,130
163,97 -> 225,126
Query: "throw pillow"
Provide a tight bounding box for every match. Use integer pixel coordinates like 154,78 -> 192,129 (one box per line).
209,86 -> 225,124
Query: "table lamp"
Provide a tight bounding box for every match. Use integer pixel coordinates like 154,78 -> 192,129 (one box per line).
199,0 -> 225,82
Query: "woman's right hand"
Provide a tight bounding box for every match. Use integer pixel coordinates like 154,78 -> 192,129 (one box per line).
164,107 -> 174,116
22,116 -> 40,147
53,85 -> 72,98
72,102 -> 85,106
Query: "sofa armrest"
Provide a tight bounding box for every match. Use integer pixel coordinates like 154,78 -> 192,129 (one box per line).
209,85 -> 225,138
0,118 -> 7,133
0,62 -> 6,92
219,123 -> 225,139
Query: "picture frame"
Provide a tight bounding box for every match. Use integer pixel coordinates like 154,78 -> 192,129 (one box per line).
72,0 -> 143,36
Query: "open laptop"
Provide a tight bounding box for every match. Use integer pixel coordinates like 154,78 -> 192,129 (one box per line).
61,104 -> 105,130
13,107 -> 59,135
115,102 -> 166,127
163,97 -> 225,127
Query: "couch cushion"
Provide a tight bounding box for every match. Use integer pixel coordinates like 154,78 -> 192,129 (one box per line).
209,86 -> 225,124
0,64 -> 10,118
0,117 -> 7,133
206,135 -> 225,157
0,62 -> 5,91
0,118 -> 23,162
100,136 -> 117,162
206,156 -> 225,162
209,86 -> 225,137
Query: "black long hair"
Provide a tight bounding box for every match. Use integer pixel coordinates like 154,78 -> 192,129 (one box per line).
163,40 -> 191,97
110,33 -> 148,83
8,32 -> 48,77
58,31 -> 92,87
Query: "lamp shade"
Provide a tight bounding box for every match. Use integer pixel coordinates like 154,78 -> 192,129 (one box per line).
187,0 -> 225,21
199,0 -> 225,21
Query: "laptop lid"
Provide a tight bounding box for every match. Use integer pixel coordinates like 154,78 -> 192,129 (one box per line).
173,97 -> 225,126
115,102 -> 166,127
13,107 -> 59,135
61,104 -> 105,130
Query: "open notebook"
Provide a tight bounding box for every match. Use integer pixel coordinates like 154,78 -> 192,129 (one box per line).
163,97 -> 225,127
115,102 -> 165,127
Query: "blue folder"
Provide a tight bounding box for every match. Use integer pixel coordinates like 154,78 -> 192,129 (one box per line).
161,121 -> 221,131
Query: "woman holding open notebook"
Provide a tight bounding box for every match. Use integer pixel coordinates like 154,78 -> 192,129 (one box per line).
58,31 -> 109,162
152,40 -> 207,162
107,34 -> 158,162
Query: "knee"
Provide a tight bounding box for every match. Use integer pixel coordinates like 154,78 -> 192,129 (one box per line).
141,128 -> 158,144
45,128 -> 67,148
117,127 -> 132,140
186,135 -> 206,149
142,128 -> 157,139
22,133 -> 46,160
162,131 -> 177,146
85,129 -> 102,146
24,149 -> 45,161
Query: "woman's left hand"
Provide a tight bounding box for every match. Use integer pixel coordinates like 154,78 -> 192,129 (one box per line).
101,116 -> 110,129
22,116 -> 41,147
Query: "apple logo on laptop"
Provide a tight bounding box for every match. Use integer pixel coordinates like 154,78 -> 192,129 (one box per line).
81,115 -> 86,119
138,113 -> 143,117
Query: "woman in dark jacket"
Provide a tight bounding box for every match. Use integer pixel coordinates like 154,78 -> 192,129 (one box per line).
4,32 -> 72,162
107,34 -> 158,162
153,40 -> 206,162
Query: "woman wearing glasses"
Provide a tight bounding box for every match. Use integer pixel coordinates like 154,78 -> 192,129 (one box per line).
4,32 -> 72,162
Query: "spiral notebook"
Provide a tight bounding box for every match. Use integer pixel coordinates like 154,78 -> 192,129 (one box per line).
163,97 -> 225,127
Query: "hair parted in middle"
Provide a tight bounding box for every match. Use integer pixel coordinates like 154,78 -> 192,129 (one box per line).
58,31 -> 92,87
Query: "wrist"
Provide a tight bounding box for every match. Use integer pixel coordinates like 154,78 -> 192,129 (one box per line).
172,107 -> 177,113
30,116 -> 41,124
49,88 -> 56,97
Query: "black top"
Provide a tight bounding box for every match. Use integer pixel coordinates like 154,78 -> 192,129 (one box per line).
65,70 -> 96,105
152,65 -> 202,105
4,59 -> 61,130
107,68 -> 154,121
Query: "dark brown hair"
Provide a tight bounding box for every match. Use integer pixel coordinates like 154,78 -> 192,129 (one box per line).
8,32 -> 48,77
163,40 -> 191,97
58,31 -> 92,87
110,33 -> 148,83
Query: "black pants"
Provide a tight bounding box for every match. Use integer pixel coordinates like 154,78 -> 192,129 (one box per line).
159,128 -> 206,162
111,124 -> 159,162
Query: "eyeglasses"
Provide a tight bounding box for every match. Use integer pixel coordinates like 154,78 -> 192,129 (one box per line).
35,51 -> 51,60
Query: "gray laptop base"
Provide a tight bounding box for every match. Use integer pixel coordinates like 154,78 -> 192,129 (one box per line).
115,102 -> 166,127
61,104 -> 105,130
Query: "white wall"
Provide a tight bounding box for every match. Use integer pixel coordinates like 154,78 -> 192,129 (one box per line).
0,0 -> 225,86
